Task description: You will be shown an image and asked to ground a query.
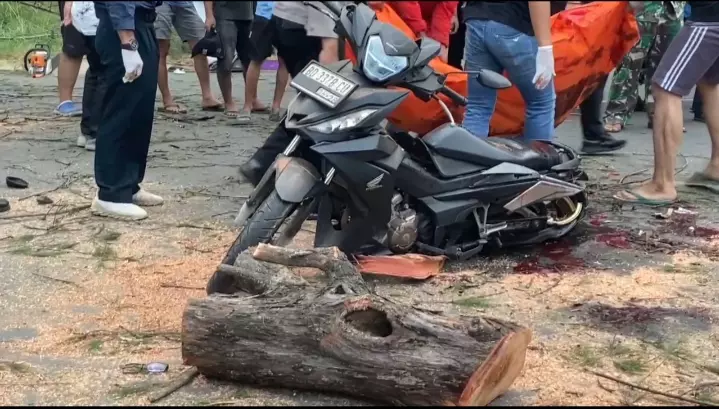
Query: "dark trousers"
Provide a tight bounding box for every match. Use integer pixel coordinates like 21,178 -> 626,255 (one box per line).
692,89 -> 703,117
580,75 -> 608,140
94,8 -> 159,203
448,4 -> 465,69
245,18 -> 323,182
80,36 -> 105,138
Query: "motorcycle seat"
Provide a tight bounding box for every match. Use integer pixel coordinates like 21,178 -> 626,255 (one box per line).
422,124 -> 560,170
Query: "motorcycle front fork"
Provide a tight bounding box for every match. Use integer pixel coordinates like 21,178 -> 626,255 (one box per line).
284,135 -> 336,186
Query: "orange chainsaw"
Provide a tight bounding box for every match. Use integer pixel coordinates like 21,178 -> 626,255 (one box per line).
23,44 -> 60,78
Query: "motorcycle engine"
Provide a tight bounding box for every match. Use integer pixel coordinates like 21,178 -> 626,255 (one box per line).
386,193 -> 419,253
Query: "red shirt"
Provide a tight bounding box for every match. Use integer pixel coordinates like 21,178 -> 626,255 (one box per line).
387,1 -> 458,47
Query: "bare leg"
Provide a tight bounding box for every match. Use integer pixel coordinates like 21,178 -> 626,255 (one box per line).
697,81 -> 719,178
186,39 -> 221,109
241,60 -> 263,115
617,84 -> 682,201
57,52 -> 82,102
217,67 -> 237,113
157,39 -> 175,110
272,57 -> 290,112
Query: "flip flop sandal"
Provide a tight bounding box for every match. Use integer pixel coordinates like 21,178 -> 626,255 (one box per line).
251,106 -> 270,113
201,104 -> 224,112
269,110 -> 282,122
235,112 -> 252,123
613,189 -> 676,207
685,172 -> 719,194
0,198 -> 10,213
158,104 -> 188,114
224,110 -> 241,119
6,176 -> 29,189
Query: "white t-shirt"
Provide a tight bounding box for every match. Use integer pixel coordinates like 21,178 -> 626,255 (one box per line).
71,1 -> 99,37
272,1 -> 339,38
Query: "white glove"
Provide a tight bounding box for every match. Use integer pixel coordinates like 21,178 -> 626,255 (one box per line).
533,45 -> 555,90
121,49 -> 143,83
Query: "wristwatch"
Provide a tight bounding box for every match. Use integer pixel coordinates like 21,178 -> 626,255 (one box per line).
121,38 -> 138,51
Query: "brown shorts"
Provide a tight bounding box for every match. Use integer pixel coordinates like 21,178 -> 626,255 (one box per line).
653,21 -> 719,96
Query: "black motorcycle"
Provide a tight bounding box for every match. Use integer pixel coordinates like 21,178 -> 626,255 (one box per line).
212,1 -> 587,288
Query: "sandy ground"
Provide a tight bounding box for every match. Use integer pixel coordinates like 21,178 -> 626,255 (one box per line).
1,68 -> 718,406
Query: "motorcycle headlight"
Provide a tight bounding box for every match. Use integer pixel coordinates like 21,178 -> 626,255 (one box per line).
307,109 -> 377,133
363,35 -> 409,82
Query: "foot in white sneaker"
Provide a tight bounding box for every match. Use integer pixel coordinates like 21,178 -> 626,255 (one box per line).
91,198 -> 147,220
85,137 -> 96,151
77,134 -> 88,147
132,189 -> 164,206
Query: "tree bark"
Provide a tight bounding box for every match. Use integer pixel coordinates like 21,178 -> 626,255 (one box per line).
183,244 -> 532,406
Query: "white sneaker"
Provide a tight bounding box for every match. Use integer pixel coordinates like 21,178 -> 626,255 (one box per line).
91,198 -> 147,220
132,189 -> 164,207
77,134 -> 88,147
85,137 -> 96,151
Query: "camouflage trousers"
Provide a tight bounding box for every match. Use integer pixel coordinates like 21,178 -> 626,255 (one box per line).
603,17 -> 683,126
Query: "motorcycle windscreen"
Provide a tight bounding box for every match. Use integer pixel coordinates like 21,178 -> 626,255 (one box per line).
345,2 -> 639,137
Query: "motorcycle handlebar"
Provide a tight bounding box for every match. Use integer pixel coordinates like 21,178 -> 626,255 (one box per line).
439,85 -> 468,107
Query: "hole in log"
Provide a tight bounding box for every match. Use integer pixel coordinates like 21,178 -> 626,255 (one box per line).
344,308 -> 393,337
334,285 -> 346,295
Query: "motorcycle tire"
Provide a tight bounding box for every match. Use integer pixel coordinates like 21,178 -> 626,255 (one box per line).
221,190 -> 296,266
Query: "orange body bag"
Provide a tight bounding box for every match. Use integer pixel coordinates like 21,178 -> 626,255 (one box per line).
345,2 -> 639,137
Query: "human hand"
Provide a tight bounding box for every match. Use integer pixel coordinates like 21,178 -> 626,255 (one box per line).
63,1 -> 73,26
205,14 -> 216,31
121,49 -> 144,83
532,45 -> 555,90
450,14 -> 459,34
439,44 -> 448,63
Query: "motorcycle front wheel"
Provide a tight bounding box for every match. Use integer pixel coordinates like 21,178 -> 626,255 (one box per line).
208,190 -> 319,294
221,190 -> 297,267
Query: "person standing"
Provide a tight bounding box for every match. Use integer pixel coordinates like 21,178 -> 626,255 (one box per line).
614,1 -> 719,205
448,2 -> 465,69
559,1 -> 628,154
461,1 -> 556,141
387,1 -> 458,63
60,1 -> 105,151
685,3 -> 704,122
91,1 -> 164,220
238,1 -> 340,185
55,1 -> 86,116
239,1 -> 290,122
154,1 -> 222,113
603,1 -> 685,133
204,1 -> 266,121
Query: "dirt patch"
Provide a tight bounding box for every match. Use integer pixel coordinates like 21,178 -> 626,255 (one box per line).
19,230 -> 234,358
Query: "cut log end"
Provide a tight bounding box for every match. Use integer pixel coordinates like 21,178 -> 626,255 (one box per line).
457,328 -> 532,406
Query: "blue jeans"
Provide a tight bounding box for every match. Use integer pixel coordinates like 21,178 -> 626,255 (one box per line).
462,20 -> 556,141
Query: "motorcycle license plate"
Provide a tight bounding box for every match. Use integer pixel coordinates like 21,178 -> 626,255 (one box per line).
290,62 -> 358,109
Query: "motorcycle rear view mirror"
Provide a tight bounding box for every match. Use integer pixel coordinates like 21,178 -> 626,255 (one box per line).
415,37 -> 441,67
476,69 -> 513,90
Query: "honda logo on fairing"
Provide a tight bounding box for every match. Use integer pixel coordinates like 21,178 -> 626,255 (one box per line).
366,174 -> 384,191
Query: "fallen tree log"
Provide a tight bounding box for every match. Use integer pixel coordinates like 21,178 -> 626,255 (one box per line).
183,244 -> 532,406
